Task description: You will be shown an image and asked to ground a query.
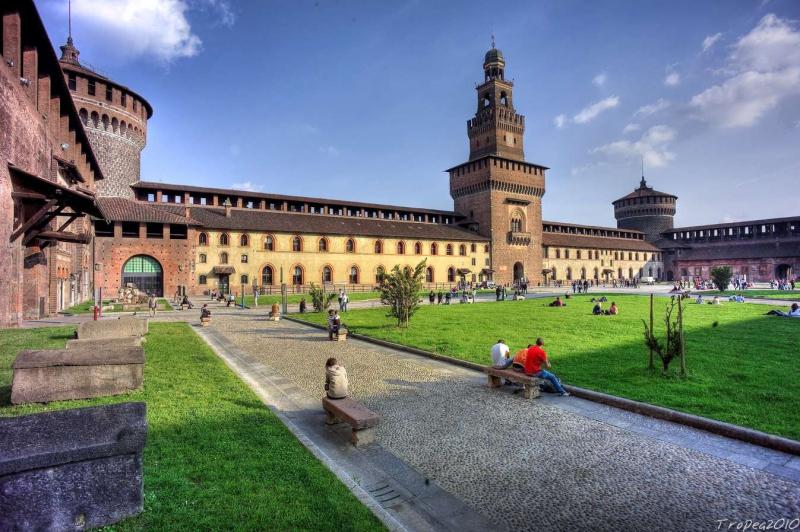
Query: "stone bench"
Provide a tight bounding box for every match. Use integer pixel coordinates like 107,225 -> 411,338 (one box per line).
484,367 -> 545,399
66,336 -> 143,349
11,347 -> 145,404
77,316 -> 148,340
0,402 -> 147,530
322,396 -> 380,447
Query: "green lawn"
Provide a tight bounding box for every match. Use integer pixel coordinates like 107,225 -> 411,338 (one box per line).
299,294 -> 799,440
0,324 -> 383,531
711,290 -> 800,301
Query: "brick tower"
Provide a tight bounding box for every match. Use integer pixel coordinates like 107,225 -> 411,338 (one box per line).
448,46 -> 547,285
59,38 -> 152,198
613,176 -> 677,242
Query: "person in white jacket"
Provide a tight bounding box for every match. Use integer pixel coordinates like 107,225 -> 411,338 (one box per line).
325,358 -> 349,399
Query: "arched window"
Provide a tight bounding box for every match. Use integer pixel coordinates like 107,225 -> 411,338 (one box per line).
397,241 -> 405,254
346,238 -> 355,253
511,218 -> 522,232
414,242 -> 422,255
199,253 -> 207,264
375,266 -> 385,283
264,235 -> 275,251
241,274 -> 249,285
459,244 -> 466,256
292,265 -> 304,285
577,250 -> 582,260
447,267 -> 456,282
593,267 -> 599,280
241,254 -> 248,263
629,267 -> 634,279
198,232 -> 208,246
618,267 -> 623,279
121,255 -> 163,296
240,234 -> 249,246
292,236 -> 302,252
349,266 -> 359,284
374,240 -> 383,254
431,243 -> 438,255
581,267 -> 586,280
614,252 -> 619,260
220,252 -> 229,264
565,249 -> 570,259
635,252 -> 640,261
219,233 -> 229,246
322,265 -> 332,283
199,275 -> 207,285
555,249 -> 561,259
318,238 -> 328,252
426,267 -> 434,283
500,91 -> 508,106
262,265 -> 274,285
446,244 -> 453,256
566,267 -> 573,280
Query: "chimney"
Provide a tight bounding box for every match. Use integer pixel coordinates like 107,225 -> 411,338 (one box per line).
184,205 -> 190,219
223,198 -> 232,218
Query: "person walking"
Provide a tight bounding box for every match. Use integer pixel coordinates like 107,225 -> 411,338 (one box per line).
148,293 -> 157,317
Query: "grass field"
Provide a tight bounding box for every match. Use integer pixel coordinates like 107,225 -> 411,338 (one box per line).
0,324 -> 383,531
299,294 -> 799,440
711,290 -> 800,301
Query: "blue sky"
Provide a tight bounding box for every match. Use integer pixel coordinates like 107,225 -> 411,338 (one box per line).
40,0 -> 800,228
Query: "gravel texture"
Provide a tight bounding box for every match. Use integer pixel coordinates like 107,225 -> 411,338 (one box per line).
210,311 -> 800,531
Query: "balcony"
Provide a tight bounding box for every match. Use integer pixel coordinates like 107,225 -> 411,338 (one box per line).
507,231 -> 532,245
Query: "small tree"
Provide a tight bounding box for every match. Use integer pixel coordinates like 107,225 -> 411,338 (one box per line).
378,259 -> 426,327
642,295 -> 686,375
308,283 -> 336,312
710,265 -> 733,292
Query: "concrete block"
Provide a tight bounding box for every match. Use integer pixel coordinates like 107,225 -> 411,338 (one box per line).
11,347 -> 145,404
77,316 -> 148,340
66,336 -> 143,349
0,403 -> 147,530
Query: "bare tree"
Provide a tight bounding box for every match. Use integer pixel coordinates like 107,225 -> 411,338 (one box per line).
642,295 -> 687,375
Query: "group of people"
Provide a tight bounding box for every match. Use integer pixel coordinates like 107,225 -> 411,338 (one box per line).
770,278 -> 797,291
337,290 -> 349,312
570,280 -> 591,294
428,288 -> 467,305
490,338 -> 569,396
592,300 -> 618,315
327,309 -> 344,340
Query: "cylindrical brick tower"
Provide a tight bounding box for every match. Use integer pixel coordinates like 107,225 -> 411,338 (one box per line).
613,176 -> 677,242
59,38 -> 152,198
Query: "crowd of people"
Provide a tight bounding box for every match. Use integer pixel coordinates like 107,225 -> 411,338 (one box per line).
770,278 -> 796,291
490,338 -> 569,396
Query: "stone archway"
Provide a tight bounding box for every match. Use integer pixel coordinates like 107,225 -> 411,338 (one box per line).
775,264 -> 792,280
121,255 -> 163,296
513,262 -> 524,283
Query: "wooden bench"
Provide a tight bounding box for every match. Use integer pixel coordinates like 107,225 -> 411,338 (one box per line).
484,367 -> 545,399
322,396 -> 380,446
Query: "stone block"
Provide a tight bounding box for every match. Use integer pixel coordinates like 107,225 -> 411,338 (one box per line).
11,347 -> 145,404
0,403 -> 146,530
66,336 -> 143,349
77,316 -> 148,339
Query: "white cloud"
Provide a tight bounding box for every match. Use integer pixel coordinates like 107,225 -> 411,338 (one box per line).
573,96 -> 620,124
623,123 -> 641,134
634,98 -> 670,117
71,0 -> 202,62
702,32 -> 723,53
592,72 -> 608,86
691,14 -> 800,128
319,145 -> 341,156
200,0 -> 235,27
232,181 -> 263,192
591,125 -> 677,168
664,71 -> 681,86
554,114 -> 567,129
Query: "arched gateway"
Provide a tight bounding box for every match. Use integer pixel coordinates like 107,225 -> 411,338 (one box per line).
121,255 -> 163,296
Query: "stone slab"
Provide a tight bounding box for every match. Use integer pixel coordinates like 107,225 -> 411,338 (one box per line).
11,347 -> 145,404
66,336 -> 143,349
0,403 -> 146,530
77,316 -> 148,340
322,396 -> 380,429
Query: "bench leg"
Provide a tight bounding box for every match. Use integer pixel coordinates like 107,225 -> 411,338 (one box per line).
487,374 -> 502,388
523,383 -> 540,399
325,411 -> 339,425
351,427 -> 376,447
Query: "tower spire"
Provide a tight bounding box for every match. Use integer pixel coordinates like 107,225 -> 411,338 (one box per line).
491,33 -> 495,49
68,0 -> 72,42
59,0 -> 80,65
639,155 -> 648,188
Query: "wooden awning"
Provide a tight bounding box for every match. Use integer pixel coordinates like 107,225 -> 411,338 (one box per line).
213,266 -> 235,275
457,268 -> 471,275
9,164 -> 100,247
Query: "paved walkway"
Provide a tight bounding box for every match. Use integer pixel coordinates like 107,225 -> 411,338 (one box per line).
196,309 -> 799,531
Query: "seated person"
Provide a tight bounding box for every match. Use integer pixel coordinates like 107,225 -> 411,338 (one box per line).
511,345 -> 531,371
549,296 -> 565,307
524,338 -> 569,396
711,296 -> 721,305
324,357 -> 349,399
598,296 -> 608,302
608,302 -> 618,315
200,304 -> 211,319
766,303 -> 800,317
490,339 -> 513,369
181,295 -> 193,309
564,293 -> 571,299
327,309 -> 340,340
592,302 -> 603,315
696,295 -> 704,304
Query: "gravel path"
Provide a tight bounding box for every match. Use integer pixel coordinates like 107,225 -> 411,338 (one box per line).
208,314 -> 800,531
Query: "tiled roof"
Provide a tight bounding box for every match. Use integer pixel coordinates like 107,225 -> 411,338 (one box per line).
542,232 -> 660,252
154,205 -> 488,241
96,197 -> 199,225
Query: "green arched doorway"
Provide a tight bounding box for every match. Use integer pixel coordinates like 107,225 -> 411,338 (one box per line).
121,255 -> 163,296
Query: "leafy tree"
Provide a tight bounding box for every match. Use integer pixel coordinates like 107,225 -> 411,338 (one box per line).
308,283 -> 336,312
377,260 -> 426,327
642,295 -> 686,375
710,265 -> 733,292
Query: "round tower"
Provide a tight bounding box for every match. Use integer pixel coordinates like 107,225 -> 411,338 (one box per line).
59,38 -> 152,198
613,176 -> 677,242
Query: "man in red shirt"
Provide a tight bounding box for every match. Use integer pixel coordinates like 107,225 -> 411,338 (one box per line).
525,338 -> 569,396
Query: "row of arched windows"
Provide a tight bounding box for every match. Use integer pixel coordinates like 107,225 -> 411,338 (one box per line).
198,232 -> 479,256
204,264 -> 462,286
78,108 -> 143,140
